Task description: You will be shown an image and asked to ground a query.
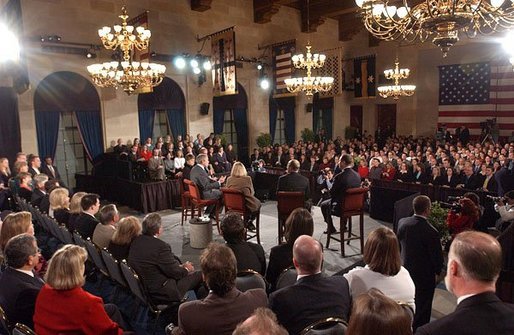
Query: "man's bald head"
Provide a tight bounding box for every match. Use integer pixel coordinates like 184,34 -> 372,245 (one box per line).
293,235 -> 323,275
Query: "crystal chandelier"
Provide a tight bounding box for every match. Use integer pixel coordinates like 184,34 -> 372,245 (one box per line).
377,59 -> 416,99
284,0 -> 334,97
87,6 -> 166,95
355,0 -> 514,57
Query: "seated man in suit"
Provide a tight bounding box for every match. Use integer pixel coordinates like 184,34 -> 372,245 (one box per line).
319,154 -> 361,234
148,149 -> 165,181
269,235 -> 351,335
75,193 -> 100,239
92,204 -> 120,249
190,153 -> 226,216
0,234 -> 44,329
479,165 -> 498,194
41,157 -> 60,181
128,213 -> 203,304
457,166 -> 480,190
178,242 -> 267,335
17,172 -> 33,203
30,173 -> 48,208
417,231 -> 514,335
28,155 -> 42,177
276,159 -> 312,211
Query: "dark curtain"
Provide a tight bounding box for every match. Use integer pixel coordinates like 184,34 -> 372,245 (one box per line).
165,109 -> 186,139
269,104 -> 278,143
138,109 -> 155,141
213,108 -> 225,134
35,111 -> 60,160
313,106 -> 320,134
233,108 -> 249,165
0,88 -> 21,163
284,107 -> 296,144
313,95 -> 334,139
74,111 -> 104,161
270,96 -> 295,144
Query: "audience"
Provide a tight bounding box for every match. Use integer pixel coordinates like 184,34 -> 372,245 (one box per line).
346,288 -> 412,335
232,308 -> 287,335
266,208 -> 314,291
221,213 -> 266,276
446,198 -> 480,238
0,234 -> 44,329
108,216 -> 141,261
33,244 -> 126,335
0,211 -> 34,252
178,242 -> 267,335
30,173 -> 48,208
75,193 -> 100,239
417,231 -> 514,334
92,204 -> 120,249
344,227 -> 415,311
50,187 -> 70,225
269,235 -> 351,335
68,191 -> 87,231
17,172 -> 33,202
190,154 -> 225,217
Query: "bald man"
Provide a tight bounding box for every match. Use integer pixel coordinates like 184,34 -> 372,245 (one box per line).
269,235 -> 351,335
416,231 -> 514,335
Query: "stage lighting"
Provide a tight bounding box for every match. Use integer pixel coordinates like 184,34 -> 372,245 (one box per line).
260,78 -> 270,90
193,67 -> 201,75
203,60 -> 212,70
0,24 -> 20,62
174,56 -> 186,69
190,58 -> 199,68
257,63 -> 263,70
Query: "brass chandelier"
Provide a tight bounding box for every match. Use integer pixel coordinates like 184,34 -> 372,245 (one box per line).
355,0 -> 514,57
284,0 -> 334,97
87,7 -> 166,95
377,59 -> 416,99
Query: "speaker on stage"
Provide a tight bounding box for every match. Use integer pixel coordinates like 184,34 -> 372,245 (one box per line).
200,102 -> 210,115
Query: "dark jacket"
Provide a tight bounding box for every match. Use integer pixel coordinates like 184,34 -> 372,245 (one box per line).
266,243 -> 293,291
226,241 -> 266,276
75,213 -> 99,239
276,172 -> 311,204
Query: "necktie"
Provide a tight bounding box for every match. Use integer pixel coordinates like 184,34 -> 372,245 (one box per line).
49,165 -> 55,177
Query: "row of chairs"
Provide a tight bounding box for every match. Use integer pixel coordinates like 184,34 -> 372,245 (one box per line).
0,307 -> 35,335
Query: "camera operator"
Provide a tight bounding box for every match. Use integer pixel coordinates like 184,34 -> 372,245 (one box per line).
494,191 -> 514,232
446,197 -> 480,238
316,168 -> 334,205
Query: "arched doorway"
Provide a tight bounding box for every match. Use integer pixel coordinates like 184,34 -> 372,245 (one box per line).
213,83 -> 249,164
137,77 -> 186,142
34,71 -> 102,188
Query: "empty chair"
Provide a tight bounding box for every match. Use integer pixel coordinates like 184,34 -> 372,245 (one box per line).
221,187 -> 261,244
235,270 -> 267,292
277,192 -> 304,243
84,238 -> 109,277
72,231 -> 86,248
180,179 -> 193,226
300,317 -> 348,335
101,248 -> 127,288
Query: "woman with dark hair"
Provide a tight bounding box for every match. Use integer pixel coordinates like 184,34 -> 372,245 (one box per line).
441,167 -> 461,188
344,227 -> 415,311
346,288 -> 412,335
265,208 -> 314,291
446,197 -> 479,237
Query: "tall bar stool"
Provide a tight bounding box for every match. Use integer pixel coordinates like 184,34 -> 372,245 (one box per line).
277,191 -> 304,243
180,178 -> 193,226
184,179 -> 221,234
326,187 -> 368,257
221,187 -> 261,244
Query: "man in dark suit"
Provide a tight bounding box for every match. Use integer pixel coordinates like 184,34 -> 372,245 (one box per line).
128,213 -> 203,304
271,147 -> 287,168
0,234 -> 44,329
320,154 -> 361,234
40,157 -> 60,181
27,155 -> 42,177
276,159 -> 311,211
458,166 -> 480,190
397,195 -> 443,331
113,138 -> 127,154
178,242 -> 267,335
75,193 -> 100,239
30,173 -> 48,208
190,153 -> 226,215
269,235 -> 351,335
417,231 -> 514,335
479,165 -> 498,194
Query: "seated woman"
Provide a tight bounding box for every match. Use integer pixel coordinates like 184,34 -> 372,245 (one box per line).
163,151 -> 176,177
396,162 -> 413,183
0,157 -> 11,210
67,192 -> 87,231
428,166 -> 444,186
18,172 -> 33,202
49,187 -> 70,225
442,167 -> 461,188
108,216 -> 142,261
225,162 -> 261,229
446,197 -> 479,238
346,288 -> 412,335
221,213 -> 266,276
174,149 -> 186,172
34,245 -> 126,335
266,208 -> 313,292
381,162 -> 396,181
413,164 -> 427,184
344,227 -> 415,311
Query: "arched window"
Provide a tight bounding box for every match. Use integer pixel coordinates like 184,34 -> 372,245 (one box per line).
269,96 -> 295,145
34,71 -> 102,189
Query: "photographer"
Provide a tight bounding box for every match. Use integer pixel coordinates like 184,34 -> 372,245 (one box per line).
494,191 -> 514,232
316,168 -> 334,205
446,198 -> 480,238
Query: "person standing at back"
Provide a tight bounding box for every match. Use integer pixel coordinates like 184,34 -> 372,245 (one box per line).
397,195 -> 443,331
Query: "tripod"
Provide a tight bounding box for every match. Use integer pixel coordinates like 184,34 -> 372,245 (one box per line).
481,132 -> 494,145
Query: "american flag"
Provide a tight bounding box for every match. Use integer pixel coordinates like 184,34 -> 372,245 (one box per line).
272,40 -> 295,96
438,62 -> 514,136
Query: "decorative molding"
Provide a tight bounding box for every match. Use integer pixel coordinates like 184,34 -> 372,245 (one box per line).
253,0 -> 281,24
191,0 -> 213,12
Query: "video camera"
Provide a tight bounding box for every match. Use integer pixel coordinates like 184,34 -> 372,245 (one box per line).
440,196 -> 463,213
486,195 -> 506,203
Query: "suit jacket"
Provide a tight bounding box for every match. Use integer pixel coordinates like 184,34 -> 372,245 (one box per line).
416,292 -> 514,335
41,164 -> 61,180
329,167 -> 361,212
266,243 -> 293,291
269,273 -> 351,335
441,174 -> 461,188
39,195 -> 50,214
0,267 -> 44,329
30,189 -> 46,208
226,175 -> 261,213
178,288 -> 268,335
34,285 -> 123,335
276,172 -> 311,202
148,157 -> 165,180
128,235 -> 188,303
28,167 -> 41,178
92,223 -> 116,249
75,213 -> 99,239
54,208 -> 71,225
479,175 -> 498,194
227,241 -> 266,275
463,174 -> 480,190
190,164 -> 221,199
18,187 -> 33,202
397,215 -> 443,288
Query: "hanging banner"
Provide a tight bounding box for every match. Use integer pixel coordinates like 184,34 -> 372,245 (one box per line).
319,47 -> 343,97
272,40 -> 296,97
354,55 -> 376,98
211,27 -> 237,96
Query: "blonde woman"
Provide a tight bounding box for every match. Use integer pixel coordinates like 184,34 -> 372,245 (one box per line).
34,245 -> 125,335
0,157 -> 11,188
50,188 -> 70,225
68,192 -> 86,231
108,216 -> 142,261
226,162 -> 261,217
